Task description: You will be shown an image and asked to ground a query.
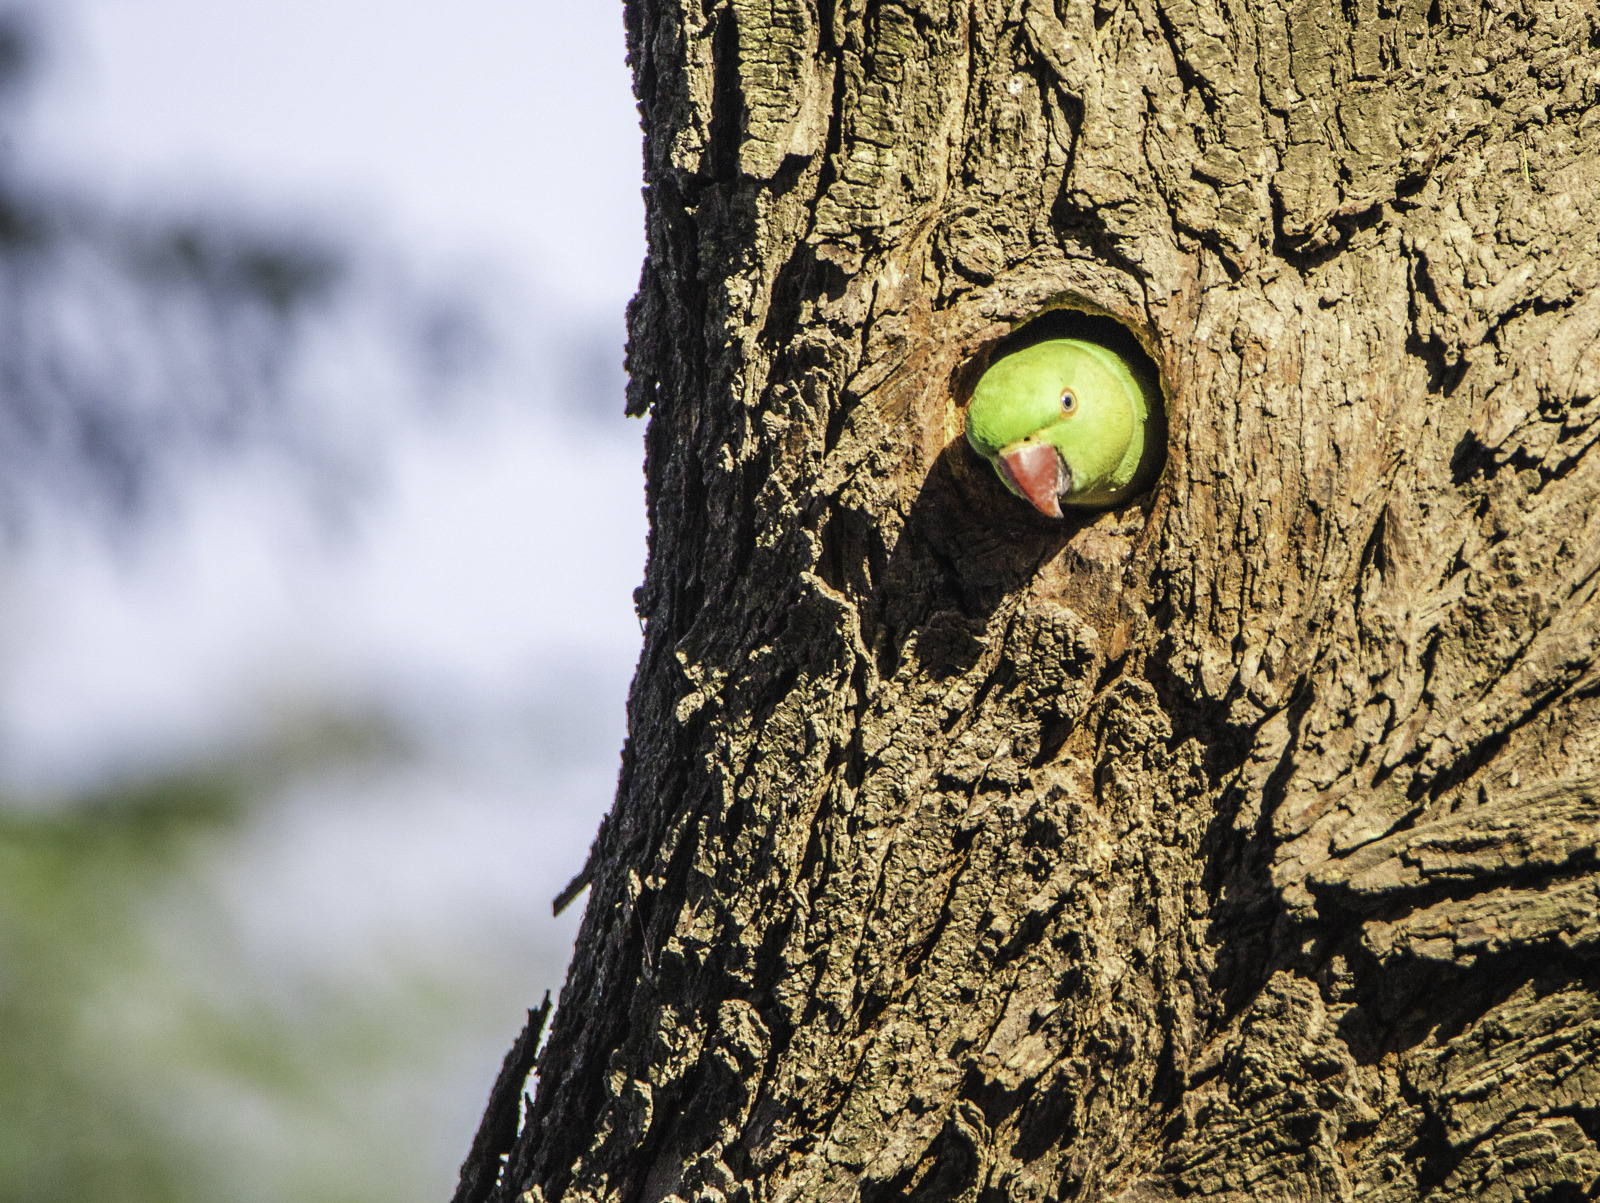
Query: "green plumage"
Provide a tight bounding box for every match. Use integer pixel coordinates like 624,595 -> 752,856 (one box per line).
965,338 -> 1163,511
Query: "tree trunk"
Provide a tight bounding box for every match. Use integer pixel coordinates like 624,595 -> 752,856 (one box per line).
478,0 -> 1600,1199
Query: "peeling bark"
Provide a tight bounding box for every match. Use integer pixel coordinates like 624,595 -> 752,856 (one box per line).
475,0 -> 1600,1199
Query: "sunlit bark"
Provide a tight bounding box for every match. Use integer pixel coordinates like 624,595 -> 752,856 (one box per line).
471,0 -> 1600,1199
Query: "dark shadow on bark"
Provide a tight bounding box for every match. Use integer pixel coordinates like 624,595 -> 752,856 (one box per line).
864,438 -> 1080,682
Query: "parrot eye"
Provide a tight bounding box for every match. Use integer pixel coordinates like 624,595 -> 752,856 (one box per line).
1060,389 -> 1077,415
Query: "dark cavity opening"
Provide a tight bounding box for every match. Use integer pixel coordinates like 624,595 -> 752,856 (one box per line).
987,308 -> 1156,378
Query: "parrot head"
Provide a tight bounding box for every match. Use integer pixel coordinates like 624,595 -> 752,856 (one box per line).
964,337 -> 1161,516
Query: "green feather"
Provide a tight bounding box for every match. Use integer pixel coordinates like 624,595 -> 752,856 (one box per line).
965,338 -> 1162,510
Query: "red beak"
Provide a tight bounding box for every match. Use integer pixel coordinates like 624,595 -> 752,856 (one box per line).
997,442 -> 1069,518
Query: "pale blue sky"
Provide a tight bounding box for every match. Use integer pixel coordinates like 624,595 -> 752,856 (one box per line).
25,0 -> 645,307
1,2 -> 650,1196
5,0 -> 647,792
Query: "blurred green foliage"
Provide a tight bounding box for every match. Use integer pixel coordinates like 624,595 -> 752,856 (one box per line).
0,725 -> 497,1203
0,772 -> 242,1203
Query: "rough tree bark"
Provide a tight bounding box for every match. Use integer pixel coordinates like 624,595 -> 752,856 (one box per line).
471,0 -> 1600,1199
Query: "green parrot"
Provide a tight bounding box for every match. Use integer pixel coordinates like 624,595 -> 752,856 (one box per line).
965,338 -> 1162,516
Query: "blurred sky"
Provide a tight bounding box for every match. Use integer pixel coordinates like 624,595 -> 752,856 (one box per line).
22,0 -> 644,309
0,0 -> 647,1194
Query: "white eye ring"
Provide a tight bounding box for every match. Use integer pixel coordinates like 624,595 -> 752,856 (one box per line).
1060,389 -> 1077,415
